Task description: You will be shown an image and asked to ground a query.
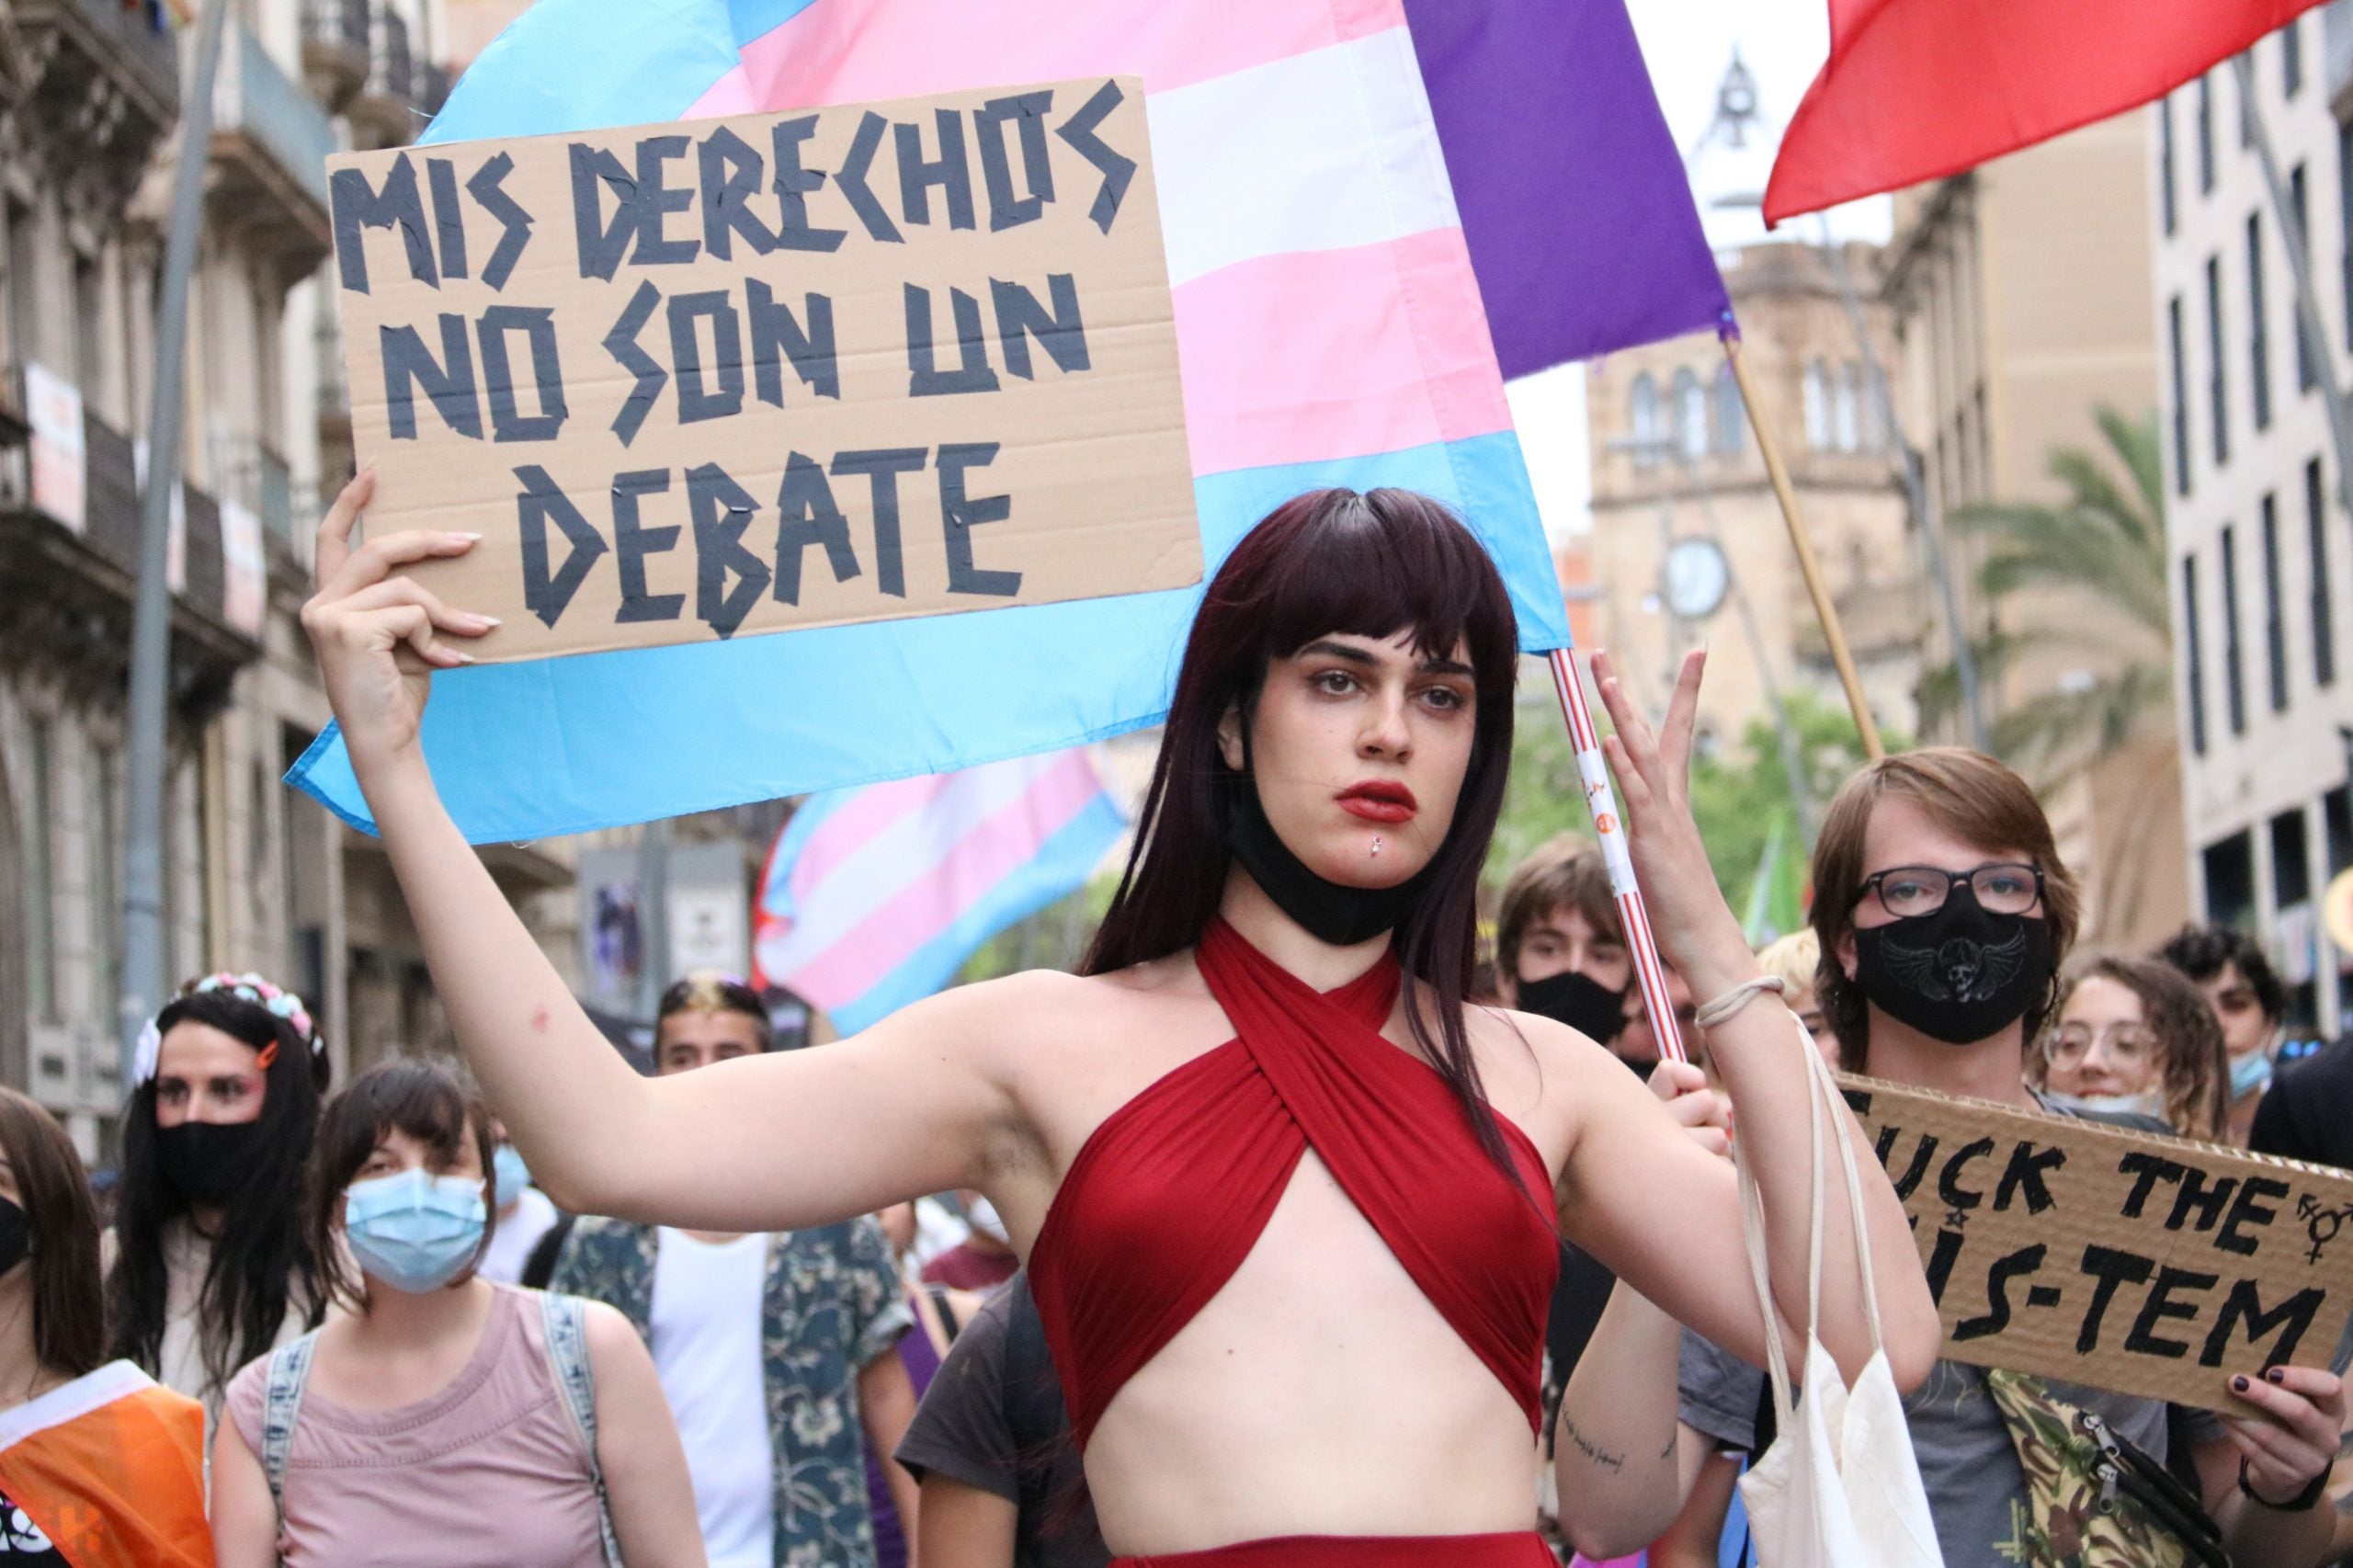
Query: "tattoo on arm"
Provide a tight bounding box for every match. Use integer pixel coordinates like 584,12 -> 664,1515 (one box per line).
1562,1417 -> 1627,1475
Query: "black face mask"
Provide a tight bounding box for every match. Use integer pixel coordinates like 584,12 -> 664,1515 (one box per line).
1221,773 -> 1433,948
1852,882 -> 2052,1046
154,1119 -> 272,1210
0,1197 -> 28,1279
1515,969 -> 1627,1047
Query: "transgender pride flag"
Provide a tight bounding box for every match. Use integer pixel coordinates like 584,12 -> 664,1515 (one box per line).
289,0 -> 1729,844
753,749 -> 1125,1031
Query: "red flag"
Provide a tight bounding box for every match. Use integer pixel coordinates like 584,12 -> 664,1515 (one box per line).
1766,0 -> 2326,225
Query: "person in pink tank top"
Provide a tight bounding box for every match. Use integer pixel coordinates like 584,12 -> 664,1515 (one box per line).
210,1061 -> 706,1568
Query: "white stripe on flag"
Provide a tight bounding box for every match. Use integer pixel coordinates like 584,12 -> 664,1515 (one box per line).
761,754 -> 1068,974
1151,27 -> 1461,289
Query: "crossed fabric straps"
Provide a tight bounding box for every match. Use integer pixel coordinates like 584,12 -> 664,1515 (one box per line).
1038,920 -> 1556,1446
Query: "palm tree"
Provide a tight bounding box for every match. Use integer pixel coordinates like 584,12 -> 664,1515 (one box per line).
1919,406 -> 2172,781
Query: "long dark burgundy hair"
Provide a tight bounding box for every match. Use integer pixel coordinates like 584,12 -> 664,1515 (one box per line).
1083,488 -> 1522,1172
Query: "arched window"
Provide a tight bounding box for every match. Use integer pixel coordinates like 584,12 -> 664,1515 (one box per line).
1674,368 -> 1707,460
1802,360 -> 1830,449
1713,363 -> 1745,455
1835,362 -> 1861,452
1630,372 -> 1661,468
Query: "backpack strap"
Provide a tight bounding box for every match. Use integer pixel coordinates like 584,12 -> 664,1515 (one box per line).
538,1290 -> 626,1568
259,1329 -> 321,1529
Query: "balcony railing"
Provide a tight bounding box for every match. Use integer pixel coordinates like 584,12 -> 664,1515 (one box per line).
303,0 -> 369,51
33,0 -> 179,119
369,6 -> 414,104
215,22 -> 335,222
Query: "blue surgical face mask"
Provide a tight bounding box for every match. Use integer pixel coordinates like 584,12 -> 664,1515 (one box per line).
492,1144 -> 531,1208
345,1168 -> 487,1294
2230,1050 -> 2275,1101
2044,1088 -> 2170,1124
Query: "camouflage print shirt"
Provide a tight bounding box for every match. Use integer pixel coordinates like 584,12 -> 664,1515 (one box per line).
551,1215 -> 912,1568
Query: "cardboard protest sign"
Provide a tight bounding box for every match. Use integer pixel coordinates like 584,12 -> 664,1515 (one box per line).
1840,1076 -> 2353,1412
325,77 -> 1199,663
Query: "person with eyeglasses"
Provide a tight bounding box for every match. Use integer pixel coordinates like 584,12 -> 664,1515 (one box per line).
2029,956 -> 2231,1140
1572,750 -> 2349,1568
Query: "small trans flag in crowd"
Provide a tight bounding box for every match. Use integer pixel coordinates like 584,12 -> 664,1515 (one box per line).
753,748 -> 1125,1033
289,0 -> 1730,842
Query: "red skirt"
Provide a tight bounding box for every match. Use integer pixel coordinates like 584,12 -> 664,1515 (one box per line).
1116,1534 -> 1555,1567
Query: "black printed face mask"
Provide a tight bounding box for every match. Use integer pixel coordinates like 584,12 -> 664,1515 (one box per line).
1852,882 -> 2052,1046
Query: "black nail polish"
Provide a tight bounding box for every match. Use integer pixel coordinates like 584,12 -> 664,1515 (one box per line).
2233,1375 -> 2251,1392
2266,1368 -> 2285,1384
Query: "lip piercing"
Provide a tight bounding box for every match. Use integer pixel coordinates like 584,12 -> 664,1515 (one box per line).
1371,836 -> 1383,858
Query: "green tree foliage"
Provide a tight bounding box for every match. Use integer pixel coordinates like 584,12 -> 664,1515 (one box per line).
1483,683 -> 1890,906
1919,407 -> 2171,779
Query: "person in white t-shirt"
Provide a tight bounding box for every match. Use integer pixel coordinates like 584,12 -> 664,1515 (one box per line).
551,973 -> 918,1568
475,1120 -> 561,1286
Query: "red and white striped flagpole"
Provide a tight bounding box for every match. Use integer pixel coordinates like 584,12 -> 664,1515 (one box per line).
1545,649 -> 1688,1065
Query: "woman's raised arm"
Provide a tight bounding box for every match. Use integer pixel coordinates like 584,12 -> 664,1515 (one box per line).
1573,649 -> 1938,1390
302,475 -> 1020,1232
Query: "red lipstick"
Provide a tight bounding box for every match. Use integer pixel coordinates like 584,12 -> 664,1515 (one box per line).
1336,780 -> 1417,824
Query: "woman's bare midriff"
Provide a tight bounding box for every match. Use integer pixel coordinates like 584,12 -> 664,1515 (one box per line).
991,964 -> 1568,1557
1074,1157 -> 1545,1554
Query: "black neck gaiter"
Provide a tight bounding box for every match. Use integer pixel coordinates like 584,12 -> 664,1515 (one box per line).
1514,969 -> 1628,1047
1220,774 -> 1432,948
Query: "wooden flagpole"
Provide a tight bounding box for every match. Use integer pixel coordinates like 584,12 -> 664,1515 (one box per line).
1722,333 -> 1885,762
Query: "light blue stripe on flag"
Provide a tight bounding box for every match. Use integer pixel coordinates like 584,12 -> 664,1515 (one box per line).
290,430 -> 1564,843
827,786 -> 1127,1032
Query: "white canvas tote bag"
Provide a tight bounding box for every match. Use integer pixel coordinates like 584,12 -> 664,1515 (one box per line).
1734,1027 -> 1944,1568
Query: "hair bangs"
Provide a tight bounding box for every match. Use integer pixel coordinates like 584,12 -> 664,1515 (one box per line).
1233,489 -> 1516,689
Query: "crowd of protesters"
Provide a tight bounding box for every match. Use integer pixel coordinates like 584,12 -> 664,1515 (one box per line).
16,480 -> 2353,1568
18,763 -> 2353,1567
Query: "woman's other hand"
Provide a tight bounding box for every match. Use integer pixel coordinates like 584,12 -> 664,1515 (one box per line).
300,471 -> 497,775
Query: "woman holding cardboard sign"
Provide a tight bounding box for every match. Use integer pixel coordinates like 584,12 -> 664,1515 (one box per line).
300,474 -> 1938,1566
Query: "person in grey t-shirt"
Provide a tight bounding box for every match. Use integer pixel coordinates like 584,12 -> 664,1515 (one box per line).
1567,751 -> 2346,1568
895,1273 -> 1108,1568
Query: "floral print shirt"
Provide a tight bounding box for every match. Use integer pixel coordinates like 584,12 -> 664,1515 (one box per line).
551,1215 -> 911,1567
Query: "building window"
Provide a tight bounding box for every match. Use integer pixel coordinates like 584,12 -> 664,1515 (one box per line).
2249,215 -> 2272,431
1674,367 -> 1706,460
2159,97 -> 2178,237
2262,492 -> 2288,710
23,719 -> 56,1021
2204,830 -> 2256,930
2340,120 -> 2353,353
2293,164 -> 2315,392
2184,553 -> 2209,755
72,254 -> 101,395
2239,52 -> 2257,149
1835,363 -> 1861,452
2207,254 -> 2229,468
1629,372 -> 1660,469
90,744 -> 119,1028
2169,295 -> 2191,495
1712,363 -> 1744,456
2198,74 -> 2216,194
1802,360 -> 1830,449
2222,523 -> 2247,735
2275,806 -> 2313,905
2285,14 -> 2304,97
2311,458 -> 2336,687
5,201 -> 35,369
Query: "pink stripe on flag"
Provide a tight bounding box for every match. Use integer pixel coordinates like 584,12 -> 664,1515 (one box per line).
788,751 -> 1106,1006
771,774 -> 944,918
688,0 -> 1405,119
1171,228 -> 1513,475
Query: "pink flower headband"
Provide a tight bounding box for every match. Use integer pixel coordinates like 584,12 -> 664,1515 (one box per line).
131,972 -> 325,1086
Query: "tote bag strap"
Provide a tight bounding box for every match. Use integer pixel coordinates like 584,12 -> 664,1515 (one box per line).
1735,1011 -> 1832,1425
1805,1033 -> 1888,1356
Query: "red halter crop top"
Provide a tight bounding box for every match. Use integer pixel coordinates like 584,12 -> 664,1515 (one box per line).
1028,920 -> 1560,1448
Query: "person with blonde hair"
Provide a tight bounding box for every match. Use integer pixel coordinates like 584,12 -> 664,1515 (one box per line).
1753,929 -> 1836,1069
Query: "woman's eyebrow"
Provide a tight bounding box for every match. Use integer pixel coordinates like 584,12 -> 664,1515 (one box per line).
1296,639 -> 1379,666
